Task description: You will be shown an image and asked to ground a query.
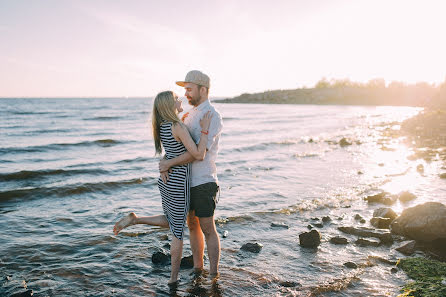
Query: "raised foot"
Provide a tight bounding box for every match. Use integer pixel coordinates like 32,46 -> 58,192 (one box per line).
113,212 -> 137,235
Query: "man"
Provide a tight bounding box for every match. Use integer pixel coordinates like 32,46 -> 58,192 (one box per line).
159,70 -> 223,277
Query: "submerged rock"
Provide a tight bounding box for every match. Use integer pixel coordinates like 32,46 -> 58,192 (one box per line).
416,164 -> 424,173
313,223 -> 324,228
152,250 -> 170,265
241,242 -> 263,253
339,138 -> 352,147
344,262 -> 358,269
329,236 -> 348,245
322,216 -> 332,223
338,226 -> 393,244
440,173 -> 446,179
355,238 -> 380,247
364,192 -> 397,205
370,217 -> 392,229
271,222 -> 289,229
180,255 -> 194,268
279,280 -> 301,287
373,208 -> 398,221
10,290 -> 33,297
354,214 -> 364,221
299,230 -> 321,248
398,191 -> 417,203
391,202 -> 446,242
395,240 -> 417,256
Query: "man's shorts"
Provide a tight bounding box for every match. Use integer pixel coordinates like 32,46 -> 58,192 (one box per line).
190,182 -> 219,218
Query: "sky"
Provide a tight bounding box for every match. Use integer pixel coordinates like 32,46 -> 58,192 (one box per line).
1,0 -> 446,98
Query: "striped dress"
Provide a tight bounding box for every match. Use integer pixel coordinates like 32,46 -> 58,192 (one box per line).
157,121 -> 190,240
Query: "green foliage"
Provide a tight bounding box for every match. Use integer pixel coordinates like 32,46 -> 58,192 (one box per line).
397,257 -> 446,297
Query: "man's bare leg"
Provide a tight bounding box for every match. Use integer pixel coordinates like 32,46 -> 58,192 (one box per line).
169,236 -> 183,284
199,216 -> 220,276
113,213 -> 169,235
187,211 -> 205,270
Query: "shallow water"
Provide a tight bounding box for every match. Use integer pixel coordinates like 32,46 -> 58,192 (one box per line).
1,98 -> 445,296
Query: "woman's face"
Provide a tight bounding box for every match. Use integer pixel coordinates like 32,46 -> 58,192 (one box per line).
174,94 -> 183,113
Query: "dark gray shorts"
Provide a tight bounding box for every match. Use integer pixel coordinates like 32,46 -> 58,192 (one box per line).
190,182 -> 219,218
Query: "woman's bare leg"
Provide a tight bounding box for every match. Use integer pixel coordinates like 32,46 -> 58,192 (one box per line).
113,212 -> 169,235
169,236 -> 183,284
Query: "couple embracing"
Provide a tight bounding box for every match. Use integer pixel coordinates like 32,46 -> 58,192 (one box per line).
113,70 -> 223,286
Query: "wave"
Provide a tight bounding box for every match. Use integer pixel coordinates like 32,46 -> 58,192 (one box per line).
233,139 -> 303,153
0,139 -> 125,154
83,116 -> 123,121
0,168 -> 109,182
0,177 -> 156,203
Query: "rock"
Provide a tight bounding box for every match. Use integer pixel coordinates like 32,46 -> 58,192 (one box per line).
360,219 -> 366,224
398,191 -> 417,203
163,243 -> 171,249
373,208 -> 398,220
391,267 -> 398,273
416,164 -> 424,173
279,281 -> 300,287
159,234 -> 169,241
364,192 -> 397,205
311,217 -> 320,221
395,240 -> 417,256
152,251 -> 170,265
271,222 -> 289,229
322,216 -> 332,223
338,226 -> 393,244
378,163 -> 385,167
354,214 -> 364,221
299,230 -> 321,248
344,262 -> 358,269
10,290 -> 33,297
329,236 -> 348,245
391,202 -> 446,242
180,255 -> 194,268
241,242 -> 263,253
439,173 -> 446,179
340,138 -> 352,147
355,238 -> 380,247
370,217 -> 392,229
313,223 -> 324,228
222,230 -> 229,238
307,225 -> 313,230
357,171 -> 364,175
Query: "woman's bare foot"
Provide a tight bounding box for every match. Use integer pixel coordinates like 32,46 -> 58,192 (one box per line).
113,212 -> 137,235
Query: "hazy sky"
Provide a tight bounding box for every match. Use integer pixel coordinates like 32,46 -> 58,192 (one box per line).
1,0 -> 445,97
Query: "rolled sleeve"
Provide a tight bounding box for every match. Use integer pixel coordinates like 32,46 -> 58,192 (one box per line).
206,111 -> 223,150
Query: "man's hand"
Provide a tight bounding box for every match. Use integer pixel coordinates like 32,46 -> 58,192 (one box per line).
159,159 -> 171,173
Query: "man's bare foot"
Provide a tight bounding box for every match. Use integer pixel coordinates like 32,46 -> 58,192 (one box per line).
113,212 -> 137,235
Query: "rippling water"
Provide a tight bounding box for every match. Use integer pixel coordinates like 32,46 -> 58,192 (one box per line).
1,98 -> 444,296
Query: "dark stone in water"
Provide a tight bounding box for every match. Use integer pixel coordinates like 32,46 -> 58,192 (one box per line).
357,171 -> 364,175
329,236 -> 348,245
364,192 -> 397,205
271,222 -> 289,229
355,238 -> 380,247
354,214 -> 364,221
440,173 -> 446,179
395,240 -> 417,256
338,226 -> 393,244
391,267 -> 398,273
344,262 -> 358,269
159,234 -> 169,241
311,217 -> 320,221
360,219 -> 366,224
152,251 -> 170,265
10,290 -> 33,297
417,164 -> 424,173
313,223 -> 324,228
398,191 -> 417,203
370,217 -> 392,229
307,225 -> 313,230
163,243 -> 171,249
373,208 -> 398,221
322,216 -> 332,223
279,280 -> 301,287
180,255 -> 194,268
222,230 -> 229,238
299,230 -> 321,248
339,137 -> 352,147
241,242 -> 263,253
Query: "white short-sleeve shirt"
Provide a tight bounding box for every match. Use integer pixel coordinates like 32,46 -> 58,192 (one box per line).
182,100 -> 223,187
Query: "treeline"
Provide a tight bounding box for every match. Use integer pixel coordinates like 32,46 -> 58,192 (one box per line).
217,78 -> 446,108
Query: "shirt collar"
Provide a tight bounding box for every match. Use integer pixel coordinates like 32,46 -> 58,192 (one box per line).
193,100 -> 210,112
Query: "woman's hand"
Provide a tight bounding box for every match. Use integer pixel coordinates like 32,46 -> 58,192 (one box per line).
200,111 -> 213,131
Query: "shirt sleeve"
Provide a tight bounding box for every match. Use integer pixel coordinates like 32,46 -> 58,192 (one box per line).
205,109 -> 223,150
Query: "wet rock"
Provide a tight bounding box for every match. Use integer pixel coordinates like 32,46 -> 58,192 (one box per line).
152,250 -> 170,265
370,217 -> 392,229
354,213 -> 364,221
163,243 -> 171,249
311,217 -> 320,221
337,216 -> 344,220
360,219 -> 366,224
241,242 -> 263,253
391,202 -> 446,242
357,171 -> 364,175
398,191 -> 417,203
416,164 -> 424,173
322,216 -> 332,223
391,267 -> 398,273
339,138 -> 352,147
364,192 -> 397,205
10,290 -> 33,297
338,226 -> 393,244
222,230 -> 229,238
395,240 -> 417,256
313,223 -> 324,228
367,255 -> 397,265
439,173 -> 446,179
378,163 -> 385,167
329,236 -> 348,245
279,281 -> 301,287
344,262 -> 358,269
307,225 -> 313,230
271,222 -> 289,229
355,238 -> 380,247
299,230 -> 321,248
180,255 -> 194,268
373,208 -> 398,221
159,234 -> 169,241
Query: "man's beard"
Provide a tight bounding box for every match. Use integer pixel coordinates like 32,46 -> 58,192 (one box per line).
187,94 -> 201,106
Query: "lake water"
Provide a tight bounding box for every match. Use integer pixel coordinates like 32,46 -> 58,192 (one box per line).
1,98 -> 444,296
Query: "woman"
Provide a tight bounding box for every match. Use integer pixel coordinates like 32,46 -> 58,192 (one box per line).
113,90 -> 212,285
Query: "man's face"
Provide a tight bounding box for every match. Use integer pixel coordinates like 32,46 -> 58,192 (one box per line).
184,83 -> 201,107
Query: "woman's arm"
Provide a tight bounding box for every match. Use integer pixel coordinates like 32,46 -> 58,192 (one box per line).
173,115 -> 211,160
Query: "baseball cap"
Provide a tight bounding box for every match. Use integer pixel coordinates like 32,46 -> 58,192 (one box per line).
176,70 -> 210,88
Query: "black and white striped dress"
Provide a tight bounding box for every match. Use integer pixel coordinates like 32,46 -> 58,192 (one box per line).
158,121 -> 190,240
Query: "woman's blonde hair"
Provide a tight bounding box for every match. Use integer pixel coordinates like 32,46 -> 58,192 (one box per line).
152,91 -> 181,155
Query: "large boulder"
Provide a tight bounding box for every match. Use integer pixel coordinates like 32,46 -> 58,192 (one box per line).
391,202 -> 446,242
373,208 -> 398,221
